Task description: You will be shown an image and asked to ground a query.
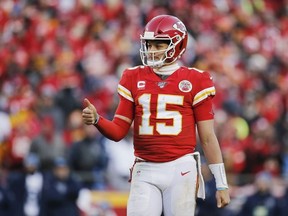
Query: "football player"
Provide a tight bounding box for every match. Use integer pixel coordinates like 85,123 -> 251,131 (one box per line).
82,14 -> 230,216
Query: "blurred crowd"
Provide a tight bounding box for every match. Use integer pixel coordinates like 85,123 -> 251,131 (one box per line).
0,0 -> 288,215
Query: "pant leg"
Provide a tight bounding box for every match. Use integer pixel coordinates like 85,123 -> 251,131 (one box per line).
163,155 -> 198,216
127,163 -> 163,216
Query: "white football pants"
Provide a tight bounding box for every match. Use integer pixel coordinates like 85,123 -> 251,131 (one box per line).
127,154 -> 199,216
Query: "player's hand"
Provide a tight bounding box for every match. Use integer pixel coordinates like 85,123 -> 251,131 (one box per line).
82,98 -> 98,125
216,189 -> 230,208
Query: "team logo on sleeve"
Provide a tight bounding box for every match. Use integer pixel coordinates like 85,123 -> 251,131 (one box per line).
179,80 -> 192,92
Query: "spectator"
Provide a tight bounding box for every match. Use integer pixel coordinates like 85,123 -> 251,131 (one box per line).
35,85 -> 65,132
42,157 -> 82,216
0,184 -> 12,216
277,186 -> 288,216
29,116 -> 67,171
68,125 -> 109,190
0,167 -> 12,216
237,171 -> 280,216
7,153 -> 45,216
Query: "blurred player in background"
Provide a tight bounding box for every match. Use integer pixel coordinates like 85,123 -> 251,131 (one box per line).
82,14 -> 230,216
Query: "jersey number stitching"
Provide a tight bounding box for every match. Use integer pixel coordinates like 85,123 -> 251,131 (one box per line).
138,94 -> 184,135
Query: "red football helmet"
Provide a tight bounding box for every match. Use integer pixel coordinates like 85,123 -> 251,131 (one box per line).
140,15 -> 188,68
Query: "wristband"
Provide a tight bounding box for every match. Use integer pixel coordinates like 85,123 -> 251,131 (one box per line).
216,187 -> 228,191
93,114 -> 100,125
208,163 -> 228,190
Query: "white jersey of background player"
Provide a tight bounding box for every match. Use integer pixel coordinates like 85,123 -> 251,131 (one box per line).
82,14 -> 230,216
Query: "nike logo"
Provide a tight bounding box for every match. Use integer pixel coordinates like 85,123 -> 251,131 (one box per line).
181,171 -> 191,176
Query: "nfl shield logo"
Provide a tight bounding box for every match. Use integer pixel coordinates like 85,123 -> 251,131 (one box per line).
158,81 -> 167,88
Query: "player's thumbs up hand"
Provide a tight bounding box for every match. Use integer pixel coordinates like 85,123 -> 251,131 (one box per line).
82,98 -> 98,125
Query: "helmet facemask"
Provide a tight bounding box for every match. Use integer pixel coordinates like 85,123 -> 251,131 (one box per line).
140,35 -> 183,68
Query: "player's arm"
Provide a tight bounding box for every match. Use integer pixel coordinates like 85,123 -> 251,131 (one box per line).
197,119 -> 223,164
82,98 -> 133,142
194,98 -> 230,208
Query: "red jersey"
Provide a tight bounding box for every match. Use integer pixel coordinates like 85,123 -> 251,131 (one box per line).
117,66 -> 215,162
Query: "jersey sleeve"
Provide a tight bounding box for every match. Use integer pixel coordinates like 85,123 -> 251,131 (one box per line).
95,116 -> 131,141
193,97 -> 214,122
192,71 -> 216,107
115,96 -> 134,121
117,69 -> 134,103
116,69 -> 135,120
